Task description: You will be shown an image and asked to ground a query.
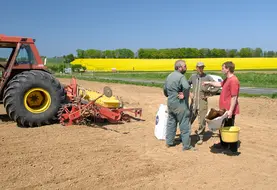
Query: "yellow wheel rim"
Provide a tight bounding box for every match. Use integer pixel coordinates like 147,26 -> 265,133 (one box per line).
24,88 -> 51,114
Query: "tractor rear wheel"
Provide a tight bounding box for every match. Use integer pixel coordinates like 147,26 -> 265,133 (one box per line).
3,70 -> 66,127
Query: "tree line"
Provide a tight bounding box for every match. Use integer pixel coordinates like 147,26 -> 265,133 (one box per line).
60,47 -> 277,62
76,48 -> 135,59
137,47 -> 277,59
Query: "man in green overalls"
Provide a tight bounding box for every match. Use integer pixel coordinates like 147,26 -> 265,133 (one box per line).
163,60 -> 196,151
188,62 -> 216,145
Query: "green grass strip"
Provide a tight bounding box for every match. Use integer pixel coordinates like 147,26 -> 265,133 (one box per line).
55,74 -> 277,99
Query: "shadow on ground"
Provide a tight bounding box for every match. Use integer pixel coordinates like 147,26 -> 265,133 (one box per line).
209,141 -> 241,156
173,131 -> 241,156
175,130 -> 215,147
0,114 -> 13,122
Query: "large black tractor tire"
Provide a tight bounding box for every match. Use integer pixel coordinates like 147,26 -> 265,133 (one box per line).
3,70 -> 66,127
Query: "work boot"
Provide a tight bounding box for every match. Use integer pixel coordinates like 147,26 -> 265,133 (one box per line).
196,134 -> 203,145
212,142 -> 228,150
197,139 -> 203,145
182,146 -> 197,151
213,143 -> 223,149
166,143 -> 175,148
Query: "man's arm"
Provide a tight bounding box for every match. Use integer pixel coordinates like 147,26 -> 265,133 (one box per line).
202,81 -> 222,87
228,95 -> 238,117
203,75 -> 221,96
178,76 -> 190,100
181,76 -> 190,91
227,78 -> 240,117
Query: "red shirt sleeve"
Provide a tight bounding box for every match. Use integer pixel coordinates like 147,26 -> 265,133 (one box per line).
230,78 -> 239,96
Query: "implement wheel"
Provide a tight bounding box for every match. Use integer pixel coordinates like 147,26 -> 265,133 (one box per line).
3,70 -> 66,127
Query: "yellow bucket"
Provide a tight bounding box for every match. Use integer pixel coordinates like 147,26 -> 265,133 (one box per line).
220,126 -> 240,143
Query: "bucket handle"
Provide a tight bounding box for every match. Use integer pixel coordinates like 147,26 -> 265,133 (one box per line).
221,117 -> 228,128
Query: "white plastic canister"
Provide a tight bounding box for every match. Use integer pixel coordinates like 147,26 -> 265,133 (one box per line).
154,104 -> 168,140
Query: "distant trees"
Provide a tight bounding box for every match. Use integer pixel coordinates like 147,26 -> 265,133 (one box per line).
137,47 -> 276,59
76,48 -> 135,59
63,54 -> 75,63
70,47 -> 277,59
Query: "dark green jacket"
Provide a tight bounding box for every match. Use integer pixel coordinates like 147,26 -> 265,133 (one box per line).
163,71 -> 190,111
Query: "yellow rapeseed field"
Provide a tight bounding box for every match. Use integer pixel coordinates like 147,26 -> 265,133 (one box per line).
71,58 -> 277,71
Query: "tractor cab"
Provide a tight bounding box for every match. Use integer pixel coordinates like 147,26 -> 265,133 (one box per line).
0,43 -> 38,72
0,34 -> 46,70
0,34 -> 49,97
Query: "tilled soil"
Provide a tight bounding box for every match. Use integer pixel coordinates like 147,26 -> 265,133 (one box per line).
0,78 -> 276,190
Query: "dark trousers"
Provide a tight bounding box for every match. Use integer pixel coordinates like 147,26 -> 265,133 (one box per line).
220,115 -> 238,152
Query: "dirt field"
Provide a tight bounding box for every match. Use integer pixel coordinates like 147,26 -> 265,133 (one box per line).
1,78 -> 277,190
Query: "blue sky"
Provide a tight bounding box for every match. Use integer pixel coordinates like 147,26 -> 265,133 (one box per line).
2,0 -> 277,57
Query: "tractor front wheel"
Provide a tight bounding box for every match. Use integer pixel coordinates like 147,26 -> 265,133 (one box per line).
3,70 -> 66,127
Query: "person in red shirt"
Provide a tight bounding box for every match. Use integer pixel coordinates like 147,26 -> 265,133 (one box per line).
203,61 -> 240,152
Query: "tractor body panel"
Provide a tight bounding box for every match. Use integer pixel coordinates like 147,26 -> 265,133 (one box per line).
0,34 -> 50,101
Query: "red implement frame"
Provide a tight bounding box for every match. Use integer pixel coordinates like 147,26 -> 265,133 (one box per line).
60,77 -> 143,126
64,77 -> 79,102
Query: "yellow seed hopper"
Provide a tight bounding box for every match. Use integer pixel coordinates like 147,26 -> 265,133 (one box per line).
78,87 -> 121,108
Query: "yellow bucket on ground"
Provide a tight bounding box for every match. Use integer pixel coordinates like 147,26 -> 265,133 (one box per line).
220,126 -> 240,143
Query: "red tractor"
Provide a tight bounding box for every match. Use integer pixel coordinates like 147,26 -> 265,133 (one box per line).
0,34 -> 143,128
0,34 -> 67,127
